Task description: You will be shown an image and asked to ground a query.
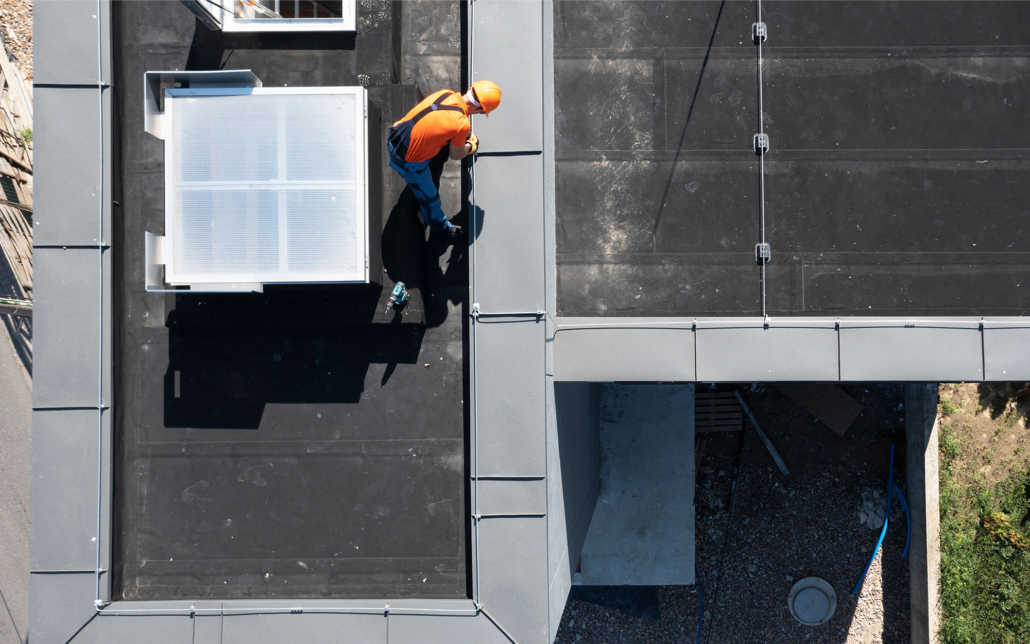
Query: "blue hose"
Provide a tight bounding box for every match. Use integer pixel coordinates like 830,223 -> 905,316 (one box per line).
852,443 -> 894,595
893,482 -> 911,558
696,559 -> 703,644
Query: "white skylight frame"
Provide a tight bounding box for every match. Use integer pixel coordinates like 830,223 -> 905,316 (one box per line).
162,86 -> 369,288
218,0 -> 356,32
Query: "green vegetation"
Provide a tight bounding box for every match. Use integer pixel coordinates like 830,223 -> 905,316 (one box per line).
18,128 -> 30,145
939,421 -> 1030,644
941,398 -> 961,417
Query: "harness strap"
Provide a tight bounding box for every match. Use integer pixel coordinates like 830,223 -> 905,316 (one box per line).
390,92 -> 466,162
407,92 -> 465,125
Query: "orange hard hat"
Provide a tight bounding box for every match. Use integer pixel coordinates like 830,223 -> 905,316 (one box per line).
471,80 -> 501,116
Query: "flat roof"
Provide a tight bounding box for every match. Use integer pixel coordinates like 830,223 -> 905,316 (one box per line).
112,0 -> 469,600
555,0 -> 1030,317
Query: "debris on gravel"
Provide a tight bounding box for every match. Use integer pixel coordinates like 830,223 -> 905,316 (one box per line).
0,0 -> 32,81
556,385 -> 910,644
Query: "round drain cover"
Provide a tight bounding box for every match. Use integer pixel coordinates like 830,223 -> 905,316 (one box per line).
787,577 -> 836,626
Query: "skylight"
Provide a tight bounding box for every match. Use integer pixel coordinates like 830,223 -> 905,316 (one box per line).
153,86 -> 370,291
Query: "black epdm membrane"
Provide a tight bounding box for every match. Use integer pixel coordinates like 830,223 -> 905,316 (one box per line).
112,1 -> 469,599
555,1 -> 1030,317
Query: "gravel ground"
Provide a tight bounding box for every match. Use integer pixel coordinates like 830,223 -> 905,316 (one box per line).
0,0 -> 31,81
555,385 -> 910,644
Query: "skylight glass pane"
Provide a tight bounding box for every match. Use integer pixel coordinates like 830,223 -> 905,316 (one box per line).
169,90 -> 364,282
286,94 -> 355,181
285,190 -> 357,273
175,96 -> 277,183
175,190 -> 279,273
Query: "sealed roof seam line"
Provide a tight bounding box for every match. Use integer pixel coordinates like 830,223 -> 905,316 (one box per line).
480,606 -> 520,644
93,0 -> 106,612
468,0 -> 483,610
755,0 -> 767,317
981,318 -> 988,377
34,83 -> 111,89
34,244 -> 112,249
96,605 -> 481,617
552,318 -> 1023,329
33,406 -> 110,411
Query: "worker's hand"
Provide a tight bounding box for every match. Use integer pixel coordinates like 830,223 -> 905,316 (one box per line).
466,133 -> 479,155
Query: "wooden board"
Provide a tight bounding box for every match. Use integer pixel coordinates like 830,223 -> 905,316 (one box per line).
695,390 -> 743,433
775,385 -> 864,437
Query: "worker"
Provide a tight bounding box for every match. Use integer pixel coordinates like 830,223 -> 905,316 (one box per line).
388,80 -> 501,240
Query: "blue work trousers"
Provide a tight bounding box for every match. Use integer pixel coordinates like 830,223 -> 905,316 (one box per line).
388,141 -> 452,232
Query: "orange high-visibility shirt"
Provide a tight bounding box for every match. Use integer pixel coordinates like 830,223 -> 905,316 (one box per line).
393,90 -> 471,163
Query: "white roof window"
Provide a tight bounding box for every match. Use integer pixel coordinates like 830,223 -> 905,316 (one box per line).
185,0 -> 356,32
144,72 -> 374,292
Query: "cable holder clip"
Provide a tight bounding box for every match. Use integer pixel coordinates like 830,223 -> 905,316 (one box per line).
754,133 -> 769,155
755,242 -> 771,265
752,22 -> 767,43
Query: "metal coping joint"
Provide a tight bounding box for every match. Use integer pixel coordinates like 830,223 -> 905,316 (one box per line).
470,303 -> 546,320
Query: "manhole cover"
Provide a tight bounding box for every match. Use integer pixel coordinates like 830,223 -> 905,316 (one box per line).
788,577 -> 837,626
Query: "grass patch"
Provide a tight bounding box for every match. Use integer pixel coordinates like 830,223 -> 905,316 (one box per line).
939,446 -> 1030,643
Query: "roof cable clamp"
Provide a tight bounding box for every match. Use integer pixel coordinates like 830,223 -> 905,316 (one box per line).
755,242 -> 771,265
763,314 -> 772,329
471,302 -> 480,320
754,133 -> 769,155
752,22 -> 767,43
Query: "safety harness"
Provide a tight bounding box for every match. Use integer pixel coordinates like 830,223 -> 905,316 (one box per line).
388,92 -> 465,162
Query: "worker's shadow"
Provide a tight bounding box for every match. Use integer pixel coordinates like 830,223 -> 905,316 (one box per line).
381,146 -> 482,331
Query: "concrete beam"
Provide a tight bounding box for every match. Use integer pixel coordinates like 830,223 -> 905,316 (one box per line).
905,383 -> 941,644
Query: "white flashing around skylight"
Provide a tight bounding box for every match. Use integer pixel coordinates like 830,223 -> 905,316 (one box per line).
156,85 -> 369,290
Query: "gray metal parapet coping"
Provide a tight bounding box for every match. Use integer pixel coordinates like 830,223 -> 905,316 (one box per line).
30,0 -> 548,642
552,316 -> 1030,382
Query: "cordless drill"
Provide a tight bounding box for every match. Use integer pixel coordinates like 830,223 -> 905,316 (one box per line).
385,282 -> 409,314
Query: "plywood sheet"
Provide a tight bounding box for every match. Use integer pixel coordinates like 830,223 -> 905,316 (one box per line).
776,385 -> 864,437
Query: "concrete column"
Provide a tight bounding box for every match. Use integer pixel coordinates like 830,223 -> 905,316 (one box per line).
905,383 -> 941,644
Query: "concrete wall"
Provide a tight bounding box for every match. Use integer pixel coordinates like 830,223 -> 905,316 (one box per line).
547,382 -> 601,640
905,383 -> 941,644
